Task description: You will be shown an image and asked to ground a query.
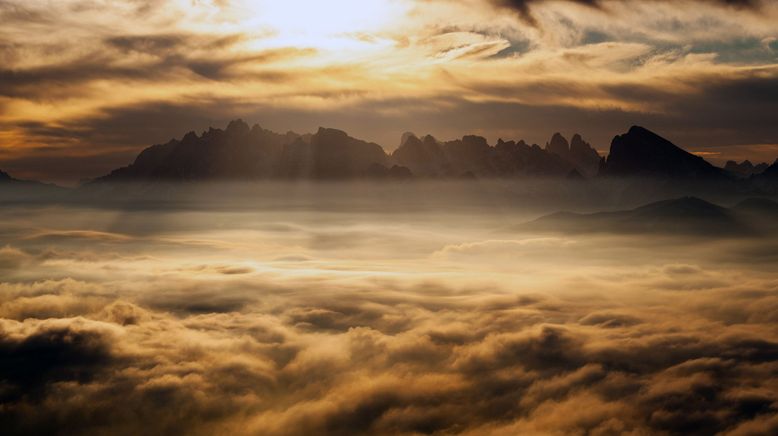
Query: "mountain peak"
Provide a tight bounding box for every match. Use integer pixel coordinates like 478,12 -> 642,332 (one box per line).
182,131 -> 199,143
547,132 -> 570,156
400,132 -> 418,148
315,127 -> 350,142
725,159 -> 770,177
601,126 -> 725,179
226,119 -> 250,135
627,125 -> 653,136
462,135 -> 489,148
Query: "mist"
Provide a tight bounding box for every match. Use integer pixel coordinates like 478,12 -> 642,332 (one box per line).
1,181 -> 776,435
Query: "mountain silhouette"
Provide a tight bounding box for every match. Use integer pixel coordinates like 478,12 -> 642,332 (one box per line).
544,133 -> 602,177
95,120 -> 604,182
599,126 -> 727,179
760,159 -> 778,178
734,197 -> 778,215
522,197 -> 757,236
95,120 -> 400,182
279,127 -> 390,179
86,121 -> 776,186
0,168 -> 65,201
724,160 -> 769,178
390,131 -> 600,178
96,120 -> 296,181
0,169 -> 51,187
749,159 -> 778,192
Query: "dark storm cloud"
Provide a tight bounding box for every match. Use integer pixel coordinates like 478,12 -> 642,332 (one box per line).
490,0 -> 599,26
489,0 -> 763,25
0,33 -> 309,99
7,66 -> 777,183
105,33 -> 248,54
0,324 -> 115,402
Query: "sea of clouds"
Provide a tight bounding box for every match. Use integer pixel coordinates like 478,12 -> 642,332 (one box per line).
1,185 -> 776,435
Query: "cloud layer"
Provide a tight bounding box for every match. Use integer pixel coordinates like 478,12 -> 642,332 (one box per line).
0,187 -> 777,434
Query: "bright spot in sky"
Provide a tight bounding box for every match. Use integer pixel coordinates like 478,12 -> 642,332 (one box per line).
243,0 -> 408,46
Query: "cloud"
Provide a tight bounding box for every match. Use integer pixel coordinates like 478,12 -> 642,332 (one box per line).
0,245 -> 32,270
1,0 -> 777,183
0,217 -> 776,435
0,276 -> 774,435
0,34 -> 311,100
0,319 -> 118,402
488,0 -> 764,26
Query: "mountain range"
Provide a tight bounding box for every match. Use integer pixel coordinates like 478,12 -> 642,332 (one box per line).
91,120 -> 776,184
522,196 -> 778,237
1,120 -> 777,186
91,119 -> 602,183
724,160 -> 770,178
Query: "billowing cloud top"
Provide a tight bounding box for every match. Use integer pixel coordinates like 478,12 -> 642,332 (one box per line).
1,185 -> 778,434
1,0 -> 777,183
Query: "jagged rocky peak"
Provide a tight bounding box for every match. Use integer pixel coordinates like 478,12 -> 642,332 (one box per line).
399,133 -> 423,149
546,133 -> 570,156
92,120 -> 772,184
251,123 -> 265,135
400,132 -> 418,147
600,125 -> 725,179
570,134 -> 593,153
762,158 -> 778,177
226,119 -> 251,135
201,126 -> 222,140
181,131 -> 199,143
421,134 -> 439,147
461,135 -> 490,149
541,132 -> 600,177
496,138 -> 515,149
725,159 -> 770,177
314,126 -> 350,142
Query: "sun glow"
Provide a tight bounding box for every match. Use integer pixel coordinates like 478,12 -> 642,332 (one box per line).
241,0 -> 408,50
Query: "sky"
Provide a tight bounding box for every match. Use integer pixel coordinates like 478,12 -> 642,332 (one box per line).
1,0 -> 777,183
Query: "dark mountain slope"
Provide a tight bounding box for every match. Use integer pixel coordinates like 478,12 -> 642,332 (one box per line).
600,126 -> 727,180
96,120 -> 295,181
0,168 -> 68,202
279,127 -> 389,179
725,160 -> 769,178
522,197 -> 756,236
392,132 -> 586,178
544,133 -> 602,177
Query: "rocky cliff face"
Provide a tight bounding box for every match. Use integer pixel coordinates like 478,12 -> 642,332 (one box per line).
94,121 -> 767,185
97,119 -> 607,183
725,160 -> 770,177
599,126 -> 727,180
392,132 -> 597,178
544,133 -> 602,177
96,120 -> 396,182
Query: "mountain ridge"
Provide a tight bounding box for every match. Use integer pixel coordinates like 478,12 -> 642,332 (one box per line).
599,126 -> 727,180
521,196 -> 773,237
3,121 -> 776,187
94,119 -> 607,183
